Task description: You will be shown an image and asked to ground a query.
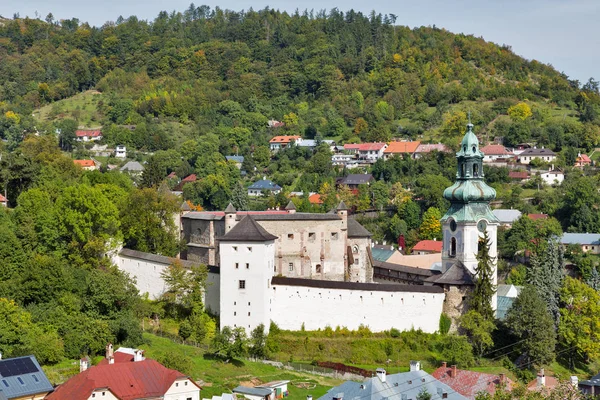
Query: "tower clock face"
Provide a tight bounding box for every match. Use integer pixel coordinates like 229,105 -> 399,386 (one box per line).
477,219 -> 487,232
449,219 -> 457,232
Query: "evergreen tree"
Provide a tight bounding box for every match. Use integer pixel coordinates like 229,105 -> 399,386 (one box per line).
505,286 -> 556,368
470,230 -> 496,321
586,267 -> 600,291
231,183 -> 249,211
141,156 -> 165,188
527,238 -> 564,328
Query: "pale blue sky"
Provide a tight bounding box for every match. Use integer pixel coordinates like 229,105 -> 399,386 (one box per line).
2,0 -> 598,84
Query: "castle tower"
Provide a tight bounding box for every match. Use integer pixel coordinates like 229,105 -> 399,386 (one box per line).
440,122 -> 500,311
224,203 -> 237,234
218,216 -> 277,333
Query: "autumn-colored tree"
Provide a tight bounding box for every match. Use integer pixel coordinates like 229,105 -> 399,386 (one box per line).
507,102 -> 533,121
419,207 -> 442,240
441,110 -> 467,138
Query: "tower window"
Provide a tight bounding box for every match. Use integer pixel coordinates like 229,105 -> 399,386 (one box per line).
316,264 -> 322,273
472,145 -> 476,153
461,164 -> 465,177
473,164 -> 479,177
450,238 -> 457,257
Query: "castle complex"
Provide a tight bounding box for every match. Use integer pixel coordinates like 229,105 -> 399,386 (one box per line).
117,123 -> 498,333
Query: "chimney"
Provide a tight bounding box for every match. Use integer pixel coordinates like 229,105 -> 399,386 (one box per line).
80,357 -> 90,373
109,357 -> 114,365
376,368 -> 387,383
134,349 -> 145,362
571,376 -> 579,387
537,369 -> 545,387
105,343 -> 114,360
442,361 -> 447,369
409,361 -> 421,372
451,365 -> 457,378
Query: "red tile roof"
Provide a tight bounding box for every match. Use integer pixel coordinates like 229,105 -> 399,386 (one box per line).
432,366 -> 514,399
384,141 -> 421,154
527,376 -> 560,392
508,171 -> 529,179
358,143 -> 386,151
412,240 -> 443,253
167,172 -> 178,179
269,135 -> 301,143
73,160 -> 95,168
527,213 -> 548,221
75,130 -> 102,137
577,154 -> 591,163
47,359 -> 196,400
182,174 -> 197,182
0,194 -> 7,202
309,193 -> 323,204
343,144 -> 361,151
481,144 -> 511,155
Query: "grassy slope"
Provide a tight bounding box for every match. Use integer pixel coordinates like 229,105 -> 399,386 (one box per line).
34,90 -> 103,128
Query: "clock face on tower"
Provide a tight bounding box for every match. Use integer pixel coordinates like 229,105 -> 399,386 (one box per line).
477,219 -> 487,233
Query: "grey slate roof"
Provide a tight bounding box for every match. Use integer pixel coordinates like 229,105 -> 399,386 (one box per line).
224,203 -> 237,213
318,370 -> 467,400
120,161 -> 144,172
336,200 -> 348,211
248,179 -> 281,191
561,233 -> 600,246
427,262 -> 474,285
0,356 -> 54,399
492,209 -> 522,224
226,155 -> 244,163
520,148 -> 556,156
347,218 -> 372,238
233,386 -> 272,397
220,216 -> 278,242
373,260 -> 437,278
180,201 -> 192,211
340,174 -> 374,185
119,248 -> 197,268
285,201 -> 296,211
271,276 -> 443,293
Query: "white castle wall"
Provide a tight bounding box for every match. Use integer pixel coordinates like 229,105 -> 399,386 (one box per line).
270,284 -> 444,333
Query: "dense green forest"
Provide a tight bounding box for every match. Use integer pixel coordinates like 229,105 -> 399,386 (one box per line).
1,6 -> 600,385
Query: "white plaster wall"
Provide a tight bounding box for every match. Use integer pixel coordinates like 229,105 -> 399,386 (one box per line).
270,285 -> 444,333
541,173 -> 564,185
117,255 -> 169,299
165,378 -> 201,400
88,389 -> 119,400
220,241 -> 275,333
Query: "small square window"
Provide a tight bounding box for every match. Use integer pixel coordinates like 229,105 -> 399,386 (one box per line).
234,311 -> 236,316
248,312 -> 251,316
176,382 -> 179,387
185,381 -> 188,386
246,263 -> 250,269
102,393 -> 106,397
233,246 -> 238,251
308,232 -> 316,241
247,247 -> 252,252
92,395 -> 96,399
235,263 -> 239,269
248,302 -> 251,306
288,263 -> 294,272
331,232 -> 339,240
288,233 -> 294,240
239,280 -> 246,289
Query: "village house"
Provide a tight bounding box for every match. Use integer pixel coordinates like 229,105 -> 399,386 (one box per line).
508,170 -> 530,182
233,381 -> 289,400
517,147 -> 557,164
412,239 -> 443,255
413,143 -> 450,159
526,369 -> 562,394
120,161 -> 144,177
75,129 -> 103,142
578,372 -> 600,396
357,142 -> 387,162
0,193 -> 7,207
574,153 -> 592,168
383,141 -> 420,160
320,366 -> 468,400
175,174 -> 198,191
115,145 -> 127,158
336,174 -> 374,191
331,152 -> 359,168
492,209 -> 523,227
269,135 -> 302,151
47,345 -> 201,400
561,233 -> 600,254
0,355 -> 54,399
539,168 -> 564,185
267,120 -> 284,128
247,179 -> 281,196
73,159 -> 97,171
432,362 -> 514,400
480,144 -> 513,162
226,155 -> 245,169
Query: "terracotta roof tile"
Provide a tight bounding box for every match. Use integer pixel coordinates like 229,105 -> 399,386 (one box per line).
481,144 -> 511,155
75,130 -> 102,137
0,194 -> 7,202
308,193 -> 323,204
73,160 -> 95,167
412,240 -> 443,253
358,142 -> 386,151
508,171 -> 529,179
269,135 -> 301,143
527,213 -> 548,221
384,141 -> 421,154
432,366 -> 514,399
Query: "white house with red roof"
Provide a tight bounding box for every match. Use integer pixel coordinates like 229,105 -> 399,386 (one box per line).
0,193 -> 7,207
575,153 -> 592,168
73,159 -> 97,171
47,345 -> 201,400
432,362 -> 514,400
75,129 -> 103,142
412,239 -> 443,255
480,144 -> 513,162
357,142 -> 387,162
269,135 -> 302,151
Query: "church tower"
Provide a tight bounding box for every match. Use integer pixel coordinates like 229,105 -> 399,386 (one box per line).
440,121 -> 500,311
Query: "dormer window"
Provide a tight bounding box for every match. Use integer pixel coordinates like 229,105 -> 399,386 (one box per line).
473,164 -> 479,177
472,145 -> 476,153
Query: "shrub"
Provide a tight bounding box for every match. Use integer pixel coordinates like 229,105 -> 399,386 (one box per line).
437,335 -> 474,367
389,328 -> 401,338
439,313 -> 451,335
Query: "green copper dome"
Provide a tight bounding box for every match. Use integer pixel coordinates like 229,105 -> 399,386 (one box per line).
441,122 -> 499,224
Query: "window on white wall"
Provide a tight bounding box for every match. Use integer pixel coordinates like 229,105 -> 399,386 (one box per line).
288,233 -> 294,240
288,263 -> 294,272
246,263 -> 250,269
247,247 -> 252,252
239,280 -> 246,289
235,263 -> 239,269
331,232 -> 339,240
308,232 -> 316,242
233,246 -> 238,251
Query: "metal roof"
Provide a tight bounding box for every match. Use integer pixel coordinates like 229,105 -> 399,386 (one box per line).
226,156 -> 245,163
347,219 -> 371,238
561,233 -> 600,246
248,179 -> 281,191
318,370 -> 467,400
233,386 -> 272,396
496,296 -> 515,320
492,209 -> 523,224
120,161 -> 144,172
219,216 -> 278,242
0,356 -> 53,399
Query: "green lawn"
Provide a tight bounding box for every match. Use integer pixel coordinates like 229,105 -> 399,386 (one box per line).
34,90 -> 103,128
